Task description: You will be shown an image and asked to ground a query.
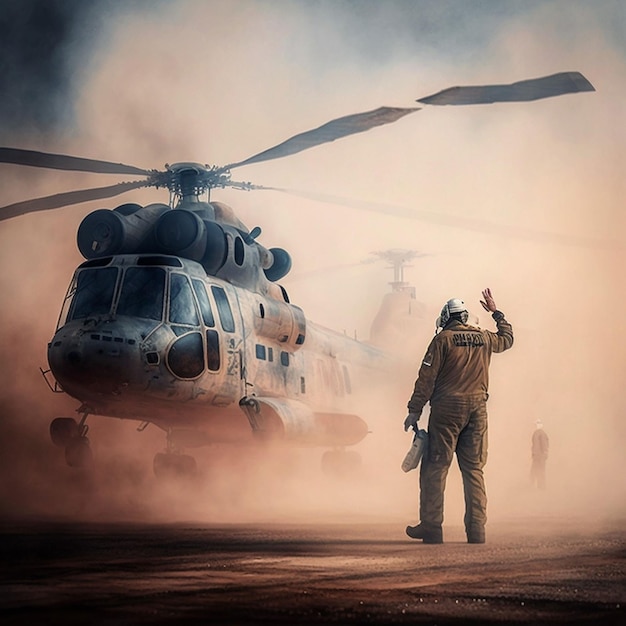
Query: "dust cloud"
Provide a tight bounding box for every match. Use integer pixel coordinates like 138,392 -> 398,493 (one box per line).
0,0 -> 624,530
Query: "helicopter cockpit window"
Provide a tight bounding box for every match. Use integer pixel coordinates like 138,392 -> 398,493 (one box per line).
169,274 -> 200,326
69,267 -> 118,321
192,279 -> 215,327
211,285 -> 235,333
117,267 -> 165,321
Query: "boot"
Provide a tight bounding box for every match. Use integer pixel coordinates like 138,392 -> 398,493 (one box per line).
405,523 -> 443,544
467,526 -> 485,544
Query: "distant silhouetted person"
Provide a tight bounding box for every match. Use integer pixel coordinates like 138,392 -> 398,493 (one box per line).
531,420 -> 549,489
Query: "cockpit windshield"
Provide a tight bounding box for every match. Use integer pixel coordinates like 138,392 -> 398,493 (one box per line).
69,267 -> 118,321
116,267 -> 166,321
169,273 -> 200,326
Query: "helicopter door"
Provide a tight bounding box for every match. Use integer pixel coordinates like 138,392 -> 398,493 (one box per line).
191,279 -> 220,372
191,280 -> 245,400
209,284 -> 244,389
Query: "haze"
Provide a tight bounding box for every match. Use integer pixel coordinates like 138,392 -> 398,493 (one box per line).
0,0 -> 624,528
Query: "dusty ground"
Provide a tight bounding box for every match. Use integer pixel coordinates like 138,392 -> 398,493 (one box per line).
0,518 -> 624,625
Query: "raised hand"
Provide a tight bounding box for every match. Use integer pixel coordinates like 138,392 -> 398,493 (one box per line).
480,288 -> 497,313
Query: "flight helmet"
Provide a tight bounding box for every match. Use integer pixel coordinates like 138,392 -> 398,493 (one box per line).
436,298 -> 469,328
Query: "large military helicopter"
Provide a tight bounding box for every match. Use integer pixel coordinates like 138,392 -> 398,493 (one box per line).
0,72 -> 594,476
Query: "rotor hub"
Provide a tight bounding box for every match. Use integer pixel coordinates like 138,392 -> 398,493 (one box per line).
151,162 -> 232,198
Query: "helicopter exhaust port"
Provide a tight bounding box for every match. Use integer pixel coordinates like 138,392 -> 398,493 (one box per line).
263,247 -> 292,282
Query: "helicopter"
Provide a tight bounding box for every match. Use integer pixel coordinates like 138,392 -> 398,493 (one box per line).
0,71 -> 594,477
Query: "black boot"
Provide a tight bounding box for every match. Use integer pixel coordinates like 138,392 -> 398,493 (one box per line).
467,526 -> 485,544
406,523 -> 443,544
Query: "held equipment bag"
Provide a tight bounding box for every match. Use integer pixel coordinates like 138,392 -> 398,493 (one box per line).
401,428 -> 429,472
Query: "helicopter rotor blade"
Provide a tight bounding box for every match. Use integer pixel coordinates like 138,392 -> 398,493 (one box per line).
0,147 -> 151,176
417,71 -> 595,105
223,106 -> 420,171
253,185 -> 620,251
0,180 -> 151,221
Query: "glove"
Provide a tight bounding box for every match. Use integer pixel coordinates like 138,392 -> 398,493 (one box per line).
404,412 -> 421,432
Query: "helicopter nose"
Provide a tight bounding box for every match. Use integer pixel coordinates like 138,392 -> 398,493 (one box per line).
48,325 -> 142,395
66,350 -> 82,366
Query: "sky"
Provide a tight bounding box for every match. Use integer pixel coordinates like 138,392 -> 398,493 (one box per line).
0,0 -> 624,525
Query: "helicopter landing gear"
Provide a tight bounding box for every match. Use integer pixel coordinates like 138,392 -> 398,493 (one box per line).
50,417 -> 80,446
153,452 -> 197,478
153,428 -> 198,479
65,437 -> 93,468
321,448 -> 362,477
50,413 -> 93,469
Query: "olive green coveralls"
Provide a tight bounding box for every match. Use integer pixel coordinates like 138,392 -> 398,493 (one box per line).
407,311 -> 513,536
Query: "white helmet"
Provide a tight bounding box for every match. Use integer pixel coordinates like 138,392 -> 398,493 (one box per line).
436,298 -> 468,328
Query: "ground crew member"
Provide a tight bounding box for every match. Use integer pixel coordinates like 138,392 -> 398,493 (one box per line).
403,288 -> 513,544
530,420 -> 549,489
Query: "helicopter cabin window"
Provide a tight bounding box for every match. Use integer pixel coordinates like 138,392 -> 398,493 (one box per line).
192,279 -> 215,327
169,274 -> 200,326
315,359 -> 343,396
330,363 -> 344,396
280,351 -> 290,367
315,360 -> 330,388
206,329 -> 220,371
342,365 -> 352,394
267,347 -> 274,362
211,286 -> 235,332
69,267 -> 118,321
255,344 -> 266,360
117,267 -> 165,321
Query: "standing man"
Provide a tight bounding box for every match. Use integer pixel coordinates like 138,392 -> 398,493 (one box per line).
403,288 -> 513,544
530,420 -> 549,490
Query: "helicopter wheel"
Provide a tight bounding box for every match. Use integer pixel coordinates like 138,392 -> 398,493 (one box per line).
321,449 -> 362,477
64,437 -> 93,469
153,452 -> 197,479
50,417 -> 80,447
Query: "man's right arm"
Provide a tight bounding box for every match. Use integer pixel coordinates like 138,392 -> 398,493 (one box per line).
480,288 -> 513,353
490,310 -> 514,353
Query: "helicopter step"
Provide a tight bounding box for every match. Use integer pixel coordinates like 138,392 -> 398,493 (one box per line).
50,416 -> 93,469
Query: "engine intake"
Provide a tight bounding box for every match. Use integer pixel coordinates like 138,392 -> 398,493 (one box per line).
77,203 -> 169,258
153,210 -> 228,275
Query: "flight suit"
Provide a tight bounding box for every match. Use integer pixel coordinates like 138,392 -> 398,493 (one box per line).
407,311 -> 513,538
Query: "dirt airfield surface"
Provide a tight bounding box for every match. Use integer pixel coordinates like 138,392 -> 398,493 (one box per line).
1,517 -> 624,626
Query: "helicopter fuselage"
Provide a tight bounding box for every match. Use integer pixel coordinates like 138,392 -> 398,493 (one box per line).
47,253 -> 389,449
